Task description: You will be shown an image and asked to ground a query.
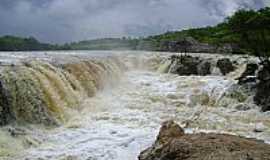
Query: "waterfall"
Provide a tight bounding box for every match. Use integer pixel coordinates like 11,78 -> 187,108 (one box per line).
0,52 -> 268,160
157,59 -> 171,73
0,56 -> 125,126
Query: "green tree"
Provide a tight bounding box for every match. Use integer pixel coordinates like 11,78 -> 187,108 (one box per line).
228,8 -> 270,58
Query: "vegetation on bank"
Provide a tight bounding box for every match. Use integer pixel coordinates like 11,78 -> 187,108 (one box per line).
68,38 -> 139,50
0,36 -> 70,51
143,7 -> 270,55
0,7 -> 269,56
227,7 -> 270,57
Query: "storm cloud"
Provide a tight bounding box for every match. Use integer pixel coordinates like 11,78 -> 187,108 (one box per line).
0,0 -> 268,43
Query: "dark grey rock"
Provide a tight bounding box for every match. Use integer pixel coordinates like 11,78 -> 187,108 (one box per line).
238,63 -> 258,84
254,60 -> 270,112
217,58 -> 235,75
197,61 -> 211,76
170,55 -> 200,75
0,79 -> 12,126
169,55 -> 211,76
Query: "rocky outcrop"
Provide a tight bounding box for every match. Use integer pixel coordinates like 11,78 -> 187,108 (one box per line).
168,55 -> 239,76
169,55 -> 211,76
0,80 -> 12,126
160,37 -> 235,53
197,61 -> 211,76
254,60 -> 270,112
216,58 -> 236,75
235,60 -> 270,112
139,121 -> 270,160
237,63 -> 258,84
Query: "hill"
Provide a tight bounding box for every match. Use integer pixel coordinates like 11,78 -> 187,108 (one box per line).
0,36 -> 69,51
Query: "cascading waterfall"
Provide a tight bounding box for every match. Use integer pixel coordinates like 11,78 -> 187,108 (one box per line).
157,59 -> 171,73
156,53 -> 258,109
0,51 -> 269,160
0,56 -> 126,126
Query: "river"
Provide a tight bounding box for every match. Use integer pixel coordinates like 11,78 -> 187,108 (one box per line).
0,51 -> 269,160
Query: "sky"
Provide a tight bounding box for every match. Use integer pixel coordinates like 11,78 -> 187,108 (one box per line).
0,0 -> 268,43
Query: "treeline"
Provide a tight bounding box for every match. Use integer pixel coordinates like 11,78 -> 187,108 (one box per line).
68,38 -> 139,50
0,7 -> 269,56
143,7 -> 270,56
0,36 -> 70,51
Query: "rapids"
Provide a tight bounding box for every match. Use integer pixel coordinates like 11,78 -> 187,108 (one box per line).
0,51 -> 269,160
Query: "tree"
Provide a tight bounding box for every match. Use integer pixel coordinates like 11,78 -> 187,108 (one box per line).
228,8 -> 270,59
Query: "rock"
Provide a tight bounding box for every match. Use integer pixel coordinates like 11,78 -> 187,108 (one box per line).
217,58 -> 235,75
238,63 -> 258,84
7,127 -> 26,137
169,55 -> 211,76
139,121 -> 270,160
234,103 -> 251,111
197,61 -> 211,76
160,37 -> 235,53
170,55 -> 200,75
0,80 -> 12,126
169,55 -> 241,76
156,121 -> 185,144
254,60 -> 270,112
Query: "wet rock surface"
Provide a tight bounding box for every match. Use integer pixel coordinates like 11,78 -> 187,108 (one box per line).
139,121 -> 270,160
254,60 -> 270,112
216,58 -> 235,75
197,61 -> 211,76
237,63 -> 258,85
169,55 -> 211,76
0,80 -> 12,126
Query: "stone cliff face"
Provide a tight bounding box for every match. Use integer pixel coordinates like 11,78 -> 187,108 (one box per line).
139,121 -> 270,160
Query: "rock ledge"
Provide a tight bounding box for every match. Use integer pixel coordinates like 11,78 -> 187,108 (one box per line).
139,120 -> 270,160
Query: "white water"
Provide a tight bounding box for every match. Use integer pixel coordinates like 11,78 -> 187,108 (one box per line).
0,52 -> 269,160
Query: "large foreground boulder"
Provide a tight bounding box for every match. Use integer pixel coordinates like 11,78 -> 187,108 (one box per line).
139,121 -> 270,160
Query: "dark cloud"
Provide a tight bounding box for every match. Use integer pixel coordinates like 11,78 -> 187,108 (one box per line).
0,0 -> 268,43
197,0 -> 266,18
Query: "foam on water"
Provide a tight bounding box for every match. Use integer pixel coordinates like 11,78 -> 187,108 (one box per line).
0,70 -> 266,160
0,51 -> 269,160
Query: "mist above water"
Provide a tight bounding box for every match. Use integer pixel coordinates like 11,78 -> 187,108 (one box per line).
0,51 -> 269,160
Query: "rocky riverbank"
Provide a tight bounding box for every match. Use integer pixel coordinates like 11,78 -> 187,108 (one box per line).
139,121 -> 270,160
160,54 -> 270,112
139,54 -> 270,160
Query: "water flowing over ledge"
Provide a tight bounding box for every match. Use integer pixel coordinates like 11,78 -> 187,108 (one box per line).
0,52 -> 128,126
0,51 -> 269,160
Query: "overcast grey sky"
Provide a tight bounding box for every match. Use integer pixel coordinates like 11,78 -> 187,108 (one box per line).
0,0 -> 268,43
